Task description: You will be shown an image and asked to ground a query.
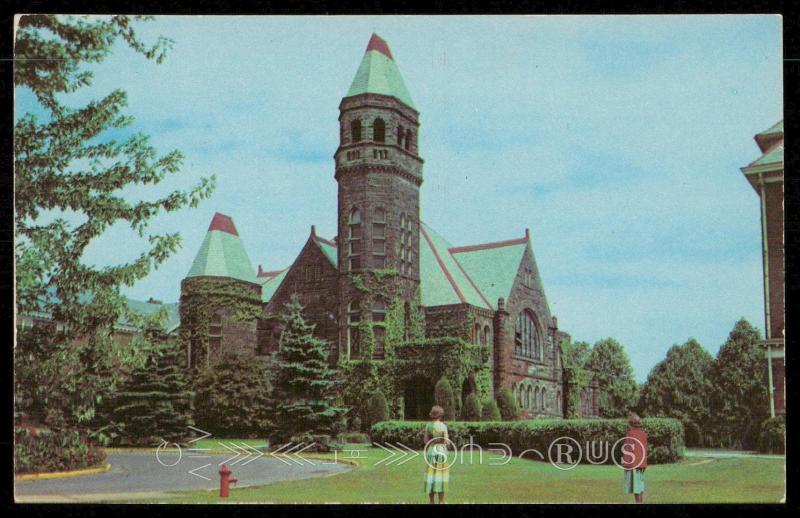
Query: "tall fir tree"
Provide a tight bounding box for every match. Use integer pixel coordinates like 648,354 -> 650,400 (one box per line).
269,295 -> 345,445
639,339 -> 714,446
109,341 -> 193,446
709,319 -> 768,449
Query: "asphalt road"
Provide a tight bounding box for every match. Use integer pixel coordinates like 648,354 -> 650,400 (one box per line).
15,451 -> 351,501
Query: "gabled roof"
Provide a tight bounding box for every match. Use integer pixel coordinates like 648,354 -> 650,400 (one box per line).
419,223 -> 492,310
345,33 -> 415,109
186,212 -> 258,284
260,268 -> 289,303
751,142 -> 784,167
314,235 -> 338,267
450,237 -> 529,309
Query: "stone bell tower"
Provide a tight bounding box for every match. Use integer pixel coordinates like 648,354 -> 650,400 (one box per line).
334,33 -> 423,360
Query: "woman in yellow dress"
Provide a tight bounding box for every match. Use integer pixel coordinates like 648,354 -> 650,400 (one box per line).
423,405 -> 450,504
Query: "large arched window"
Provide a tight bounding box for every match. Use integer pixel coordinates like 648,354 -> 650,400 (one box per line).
348,301 -> 361,359
348,208 -> 362,271
539,388 -> 546,412
515,310 -> 542,360
372,118 -> 385,142
523,385 -> 530,410
351,119 -> 362,142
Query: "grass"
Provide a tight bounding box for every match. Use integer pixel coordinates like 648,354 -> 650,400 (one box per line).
125,445 -> 785,504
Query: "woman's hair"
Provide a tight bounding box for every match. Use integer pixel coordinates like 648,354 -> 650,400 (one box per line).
628,412 -> 641,428
429,405 -> 445,420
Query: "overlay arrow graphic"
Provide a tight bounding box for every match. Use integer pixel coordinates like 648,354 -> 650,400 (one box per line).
188,463 -> 212,481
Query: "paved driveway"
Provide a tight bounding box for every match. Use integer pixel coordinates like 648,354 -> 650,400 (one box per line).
15,452 -> 351,502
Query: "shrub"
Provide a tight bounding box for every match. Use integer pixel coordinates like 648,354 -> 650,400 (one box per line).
14,426 -> 107,475
461,393 -> 482,421
481,399 -> 501,421
496,387 -> 520,421
350,416 -> 363,432
434,378 -> 456,420
366,391 -> 389,428
338,432 -> 371,444
757,416 -> 785,454
371,417 -> 685,464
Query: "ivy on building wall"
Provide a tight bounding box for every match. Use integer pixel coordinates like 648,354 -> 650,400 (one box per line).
179,277 -> 262,368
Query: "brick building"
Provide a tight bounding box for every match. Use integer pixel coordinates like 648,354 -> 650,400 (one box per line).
740,120 -> 785,417
180,34 -> 599,419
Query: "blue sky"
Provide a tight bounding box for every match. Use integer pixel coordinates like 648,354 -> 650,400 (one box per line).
16,15 -> 783,381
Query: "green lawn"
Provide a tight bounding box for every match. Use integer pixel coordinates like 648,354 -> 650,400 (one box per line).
128,445 -> 785,504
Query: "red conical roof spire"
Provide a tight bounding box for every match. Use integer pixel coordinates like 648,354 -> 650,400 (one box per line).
208,212 -> 239,236
366,33 -> 393,60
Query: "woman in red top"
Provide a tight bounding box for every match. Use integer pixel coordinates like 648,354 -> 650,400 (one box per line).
622,412 -> 648,503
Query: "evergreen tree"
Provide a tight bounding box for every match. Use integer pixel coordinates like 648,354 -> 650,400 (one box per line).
109,341 -> 193,446
639,339 -> 714,446
193,352 -> 272,438
709,319 -> 768,448
365,391 -> 389,428
461,393 -> 482,421
586,338 -> 639,417
481,399 -> 502,421
497,387 -> 520,421
434,378 -> 456,421
269,295 -> 346,445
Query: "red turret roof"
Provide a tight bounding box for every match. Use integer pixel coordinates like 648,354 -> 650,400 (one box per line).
366,33 -> 393,60
208,212 -> 239,236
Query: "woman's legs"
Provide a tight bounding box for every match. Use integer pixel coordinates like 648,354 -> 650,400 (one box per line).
438,492 -> 445,504
429,492 -> 435,504
634,492 -> 642,504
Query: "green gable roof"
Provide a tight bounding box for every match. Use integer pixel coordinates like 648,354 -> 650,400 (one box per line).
346,34 -> 415,109
260,269 -> 289,303
451,240 -> 528,309
186,213 -> 257,284
419,223 -> 492,309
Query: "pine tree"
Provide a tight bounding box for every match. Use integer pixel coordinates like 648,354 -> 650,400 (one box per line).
269,295 -> 346,445
110,341 -> 193,446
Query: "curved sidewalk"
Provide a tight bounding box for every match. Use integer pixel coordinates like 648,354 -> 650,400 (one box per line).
15,451 -> 351,502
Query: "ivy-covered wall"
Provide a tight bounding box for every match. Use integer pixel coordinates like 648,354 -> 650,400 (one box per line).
179,276 -> 262,369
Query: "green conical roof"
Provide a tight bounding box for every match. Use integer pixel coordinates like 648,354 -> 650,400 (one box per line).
186,213 -> 257,284
345,33 -> 415,109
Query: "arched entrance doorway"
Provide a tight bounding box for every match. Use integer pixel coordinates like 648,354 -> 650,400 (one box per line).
403,376 -> 435,421
461,376 -> 476,407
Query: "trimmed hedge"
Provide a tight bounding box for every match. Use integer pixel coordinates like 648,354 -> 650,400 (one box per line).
14,426 -> 107,475
371,418 -> 684,464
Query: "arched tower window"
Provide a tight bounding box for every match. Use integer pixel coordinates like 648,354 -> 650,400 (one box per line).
348,301 -> 361,359
474,323 -> 482,344
351,119 -> 362,143
400,213 -> 413,277
540,387 -> 546,412
397,125 -> 405,147
372,118 -> 386,142
523,385 -> 530,410
372,207 -> 386,268
515,310 -> 542,360
348,208 -> 362,271
405,129 -> 414,151
483,325 -> 492,347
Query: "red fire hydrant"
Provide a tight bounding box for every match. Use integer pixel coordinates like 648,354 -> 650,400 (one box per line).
219,464 -> 238,498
